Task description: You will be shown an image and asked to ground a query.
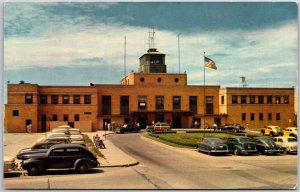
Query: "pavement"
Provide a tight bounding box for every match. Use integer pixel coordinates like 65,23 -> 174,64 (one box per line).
84,131 -> 139,167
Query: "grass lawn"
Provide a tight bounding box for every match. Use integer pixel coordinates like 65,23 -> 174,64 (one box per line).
147,132 -> 237,148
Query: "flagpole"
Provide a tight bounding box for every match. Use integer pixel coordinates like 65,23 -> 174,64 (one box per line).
203,52 -> 206,131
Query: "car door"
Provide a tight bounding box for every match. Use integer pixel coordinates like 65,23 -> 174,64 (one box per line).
65,148 -> 83,168
47,148 -> 67,169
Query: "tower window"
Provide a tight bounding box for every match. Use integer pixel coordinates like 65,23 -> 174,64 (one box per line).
157,77 -> 162,83
174,78 -> 179,83
140,77 -> 145,82
13,110 -> 19,116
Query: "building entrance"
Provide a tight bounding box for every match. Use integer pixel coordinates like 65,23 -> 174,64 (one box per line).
103,118 -> 111,130
172,113 -> 182,128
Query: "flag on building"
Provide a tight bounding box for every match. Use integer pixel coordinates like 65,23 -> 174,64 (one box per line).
204,56 -> 217,70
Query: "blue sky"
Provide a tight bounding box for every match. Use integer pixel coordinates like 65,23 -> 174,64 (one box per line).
3,2 -> 298,103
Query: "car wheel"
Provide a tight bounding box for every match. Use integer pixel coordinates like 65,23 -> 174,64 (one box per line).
258,150 -> 264,155
76,162 -> 88,174
273,152 -> 278,155
233,148 -> 239,155
27,165 -> 40,176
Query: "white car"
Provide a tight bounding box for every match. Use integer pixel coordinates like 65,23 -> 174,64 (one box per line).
273,137 -> 297,154
4,156 -> 17,173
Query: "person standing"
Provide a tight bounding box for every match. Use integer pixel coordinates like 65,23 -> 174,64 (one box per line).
28,124 -> 32,133
213,123 -> 217,131
104,121 -> 107,130
107,123 -> 111,131
195,120 -> 198,128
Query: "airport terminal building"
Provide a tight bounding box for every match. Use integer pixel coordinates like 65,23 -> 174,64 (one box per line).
4,48 -> 296,132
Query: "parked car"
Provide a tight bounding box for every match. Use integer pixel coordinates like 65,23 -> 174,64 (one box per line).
283,127 -> 298,138
273,136 -> 297,154
4,156 -> 17,173
45,132 -> 84,141
226,137 -> 257,155
21,144 -> 99,176
58,125 -> 71,129
68,129 -> 82,135
115,124 -> 140,133
36,136 -> 72,144
198,138 -> 229,155
251,137 -> 283,155
153,122 -> 171,131
145,124 -> 154,132
17,142 -> 59,160
218,124 -> 245,132
261,125 -> 283,137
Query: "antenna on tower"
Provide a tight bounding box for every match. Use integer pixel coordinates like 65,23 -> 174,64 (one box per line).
148,28 -> 155,49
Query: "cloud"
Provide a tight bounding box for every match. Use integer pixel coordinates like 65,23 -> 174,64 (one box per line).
4,4 -> 298,88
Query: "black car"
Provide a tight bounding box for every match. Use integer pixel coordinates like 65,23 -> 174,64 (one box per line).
252,137 -> 283,155
198,138 -> 229,155
226,137 -> 257,155
218,124 -> 245,133
21,144 -> 99,175
17,142 -> 59,160
115,124 -> 140,133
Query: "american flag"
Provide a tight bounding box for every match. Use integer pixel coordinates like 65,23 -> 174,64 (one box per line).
204,56 -> 217,70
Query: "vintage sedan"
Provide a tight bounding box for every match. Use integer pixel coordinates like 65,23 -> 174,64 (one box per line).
273,136 -> 297,154
4,156 -> 17,173
153,122 -> 171,131
226,137 -> 257,155
17,142 -> 59,160
21,144 -> 99,176
252,137 -> 283,155
198,138 -> 229,155
218,124 -> 245,133
115,124 -> 140,133
37,136 -> 72,144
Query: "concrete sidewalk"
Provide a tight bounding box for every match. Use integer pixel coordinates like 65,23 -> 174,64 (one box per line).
85,131 -> 139,168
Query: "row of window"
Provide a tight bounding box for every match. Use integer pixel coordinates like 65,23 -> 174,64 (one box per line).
241,113 -> 281,121
25,94 -> 92,104
222,95 -> 290,105
103,95 -> 214,115
139,77 -> 180,83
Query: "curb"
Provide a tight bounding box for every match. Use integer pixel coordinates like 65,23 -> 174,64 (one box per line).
100,161 -> 139,168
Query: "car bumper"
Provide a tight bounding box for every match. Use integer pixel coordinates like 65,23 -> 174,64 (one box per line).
240,149 -> 257,154
210,149 -> 229,153
264,149 -> 283,154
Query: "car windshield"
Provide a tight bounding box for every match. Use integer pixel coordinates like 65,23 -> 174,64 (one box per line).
239,138 -> 252,142
275,127 -> 282,132
288,138 -> 297,142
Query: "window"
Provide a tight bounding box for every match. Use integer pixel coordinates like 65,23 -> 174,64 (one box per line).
62,95 -> 69,104
206,96 -> 214,114
52,114 -> 58,121
258,96 -> 264,104
120,96 -> 129,115
268,113 -> 272,120
221,96 -> 224,104
189,96 -> 197,113
74,114 -> 80,121
138,96 -> 147,111
51,95 -> 58,104
242,113 -> 246,121
63,114 -> 68,121
276,113 -> 280,120
259,113 -> 263,121
84,112 -> 92,115
40,95 -> 47,104
156,96 -> 164,110
66,148 -> 83,156
250,96 -> 255,104
267,96 -> 272,104
12,110 -> 19,116
284,96 -> 289,104
84,95 -> 91,104
251,113 -> 255,121
50,149 -> 65,156
173,96 -> 181,110
157,77 -> 162,83
73,95 -> 80,104
140,77 -> 145,82
25,94 -> 33,104
232,95 -> 238,104
102,96 -> 111,115
275,96 -> 281,104
174,78 -> 179,83
241,95 -> 247,104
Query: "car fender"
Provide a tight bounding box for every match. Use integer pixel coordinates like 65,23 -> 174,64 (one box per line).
74,158 -> 91,169
22,159 -> 45,171
234,145 -> 243,150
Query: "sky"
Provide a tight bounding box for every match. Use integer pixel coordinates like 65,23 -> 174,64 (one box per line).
3,2 -> 299,104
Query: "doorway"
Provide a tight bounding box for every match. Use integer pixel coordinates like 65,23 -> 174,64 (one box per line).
172,113 -> 182,128
41,115 -> 46,132
103,119 -> 111,130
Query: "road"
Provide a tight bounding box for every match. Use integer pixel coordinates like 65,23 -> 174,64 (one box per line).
3,132 -> 298,189
108,133 -> 297,189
